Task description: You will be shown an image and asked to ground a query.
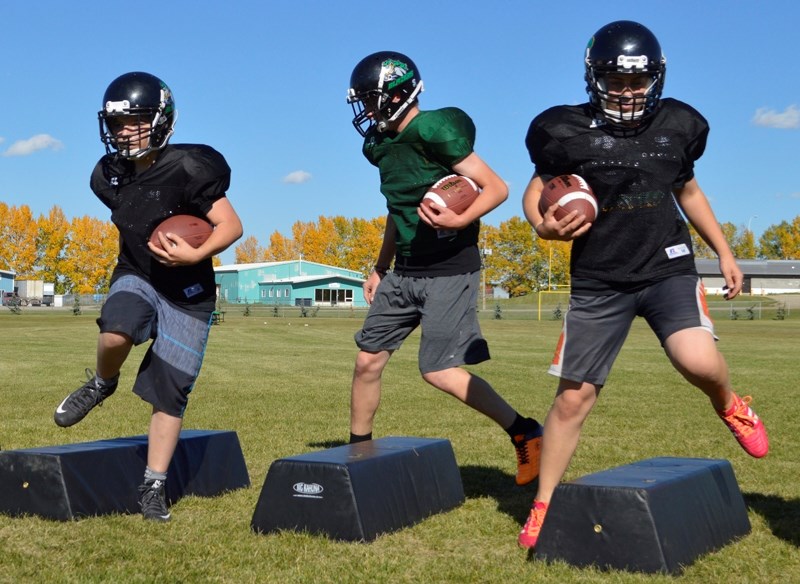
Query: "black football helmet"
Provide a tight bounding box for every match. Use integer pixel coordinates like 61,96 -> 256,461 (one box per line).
584,21 -> 666,124
98,72 -> 176,159
347,51 -> 423,136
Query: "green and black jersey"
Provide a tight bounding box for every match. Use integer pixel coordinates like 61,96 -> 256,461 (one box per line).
362,107 -> 481,276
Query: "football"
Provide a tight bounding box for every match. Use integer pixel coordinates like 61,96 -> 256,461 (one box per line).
539,174 -> 598,222
149,214 -> 213,250
421,174 -> 480,215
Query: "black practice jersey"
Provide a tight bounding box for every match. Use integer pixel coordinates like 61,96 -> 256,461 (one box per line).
91,144 -> 231,308
526,98 -> 709,292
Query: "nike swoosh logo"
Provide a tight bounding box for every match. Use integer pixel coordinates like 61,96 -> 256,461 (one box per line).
55,396 -> 71,414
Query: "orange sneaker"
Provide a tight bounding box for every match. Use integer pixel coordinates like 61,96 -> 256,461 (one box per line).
512,423 -> 543,486
518,500 -> 548,549
718,393 -> 769,458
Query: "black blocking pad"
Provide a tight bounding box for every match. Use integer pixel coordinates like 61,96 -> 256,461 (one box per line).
534,457 -> 751,574
251,436 -> 465,541
0,429 -> 249,520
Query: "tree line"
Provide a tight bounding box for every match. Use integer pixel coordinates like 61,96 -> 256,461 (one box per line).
1,202 -> 798,296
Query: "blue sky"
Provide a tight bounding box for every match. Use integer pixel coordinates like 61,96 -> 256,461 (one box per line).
1,1 -> 798,263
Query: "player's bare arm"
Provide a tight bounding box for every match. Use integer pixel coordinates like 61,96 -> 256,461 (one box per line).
674,178 -> 743,298
148,198 -> 243,267
522,174 -> 590,241
417,152 -> 507,230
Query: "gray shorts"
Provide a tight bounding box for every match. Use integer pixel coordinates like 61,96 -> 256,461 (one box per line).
355,271 -> 490,374
97,274 -> 213,416
550,275 -> 715,386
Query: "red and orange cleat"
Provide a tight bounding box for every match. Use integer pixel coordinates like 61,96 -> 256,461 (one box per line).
718,393 -> 769,458
518,500 -> 549,549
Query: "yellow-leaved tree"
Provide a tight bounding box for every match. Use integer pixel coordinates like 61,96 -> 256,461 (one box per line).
37,206 -> 71,292
340,216 -> 386,276
483,216 -> 570,297
0,204 -> 38,276
263,231 -> 298,261
0,202 -> 10,271
759,215 -> 800,259
62,216 -> 118,294
284,216 -> 381,274
234,235 -> 265,264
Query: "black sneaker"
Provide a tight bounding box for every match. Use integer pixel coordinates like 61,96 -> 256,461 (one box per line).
138,479 -> 171,522
54,368 -> 117,428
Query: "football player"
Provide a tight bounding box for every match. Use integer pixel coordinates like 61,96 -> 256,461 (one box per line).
518,21 -> 769,549
53,72 -> 242,522
346,51 -> 544,486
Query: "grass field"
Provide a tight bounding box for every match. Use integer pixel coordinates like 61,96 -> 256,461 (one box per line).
0,306 -> 798,583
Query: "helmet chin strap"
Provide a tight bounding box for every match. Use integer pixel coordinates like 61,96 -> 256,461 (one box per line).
601,104 -> 645,124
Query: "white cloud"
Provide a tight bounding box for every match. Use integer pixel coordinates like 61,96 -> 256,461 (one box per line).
0,137 -> 5,145
752,105 -> 800,129
2,134 -> 64,157
282,170 -> 312,184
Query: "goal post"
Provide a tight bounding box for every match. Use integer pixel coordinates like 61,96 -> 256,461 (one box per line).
538,288 -> 571,321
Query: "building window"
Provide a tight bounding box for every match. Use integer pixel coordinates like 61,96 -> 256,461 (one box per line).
314,288 -> 354,305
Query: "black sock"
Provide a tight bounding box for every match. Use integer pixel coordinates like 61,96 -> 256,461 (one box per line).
349,432 -> 372,444
505,414 -> 539,439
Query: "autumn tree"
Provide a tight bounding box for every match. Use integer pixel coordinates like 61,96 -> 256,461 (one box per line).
687,221 -> 757,259
0,204 -> 38,276
341,216 -> 386,276
759,215 -> 800,259
278,215 -> 385,275
482,216 -> 569,297
61,216 -> 118,293
0,202 -> 10,271
37,206 -> 71,293
263,231 -> 298,262
234,235 -> 264,264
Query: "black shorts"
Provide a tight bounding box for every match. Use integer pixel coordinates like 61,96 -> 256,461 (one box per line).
97,275 -> 213,416
550,275 -> 715,386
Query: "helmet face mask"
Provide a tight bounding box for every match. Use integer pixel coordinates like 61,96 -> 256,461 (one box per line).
99,72 -> 176,159
347,52 -> 423,137
584,21 -> 666,125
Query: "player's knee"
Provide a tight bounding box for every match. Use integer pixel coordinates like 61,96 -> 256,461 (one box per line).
553,384 -> 596,419
353,351 -> 386,380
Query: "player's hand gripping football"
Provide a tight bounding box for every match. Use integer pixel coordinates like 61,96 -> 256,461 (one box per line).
417,202 -> 471,231
535,202 -> 593,241
147,232 -> 206,267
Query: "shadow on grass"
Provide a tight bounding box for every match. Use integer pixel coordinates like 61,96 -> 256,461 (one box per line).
743,492 -> 800,547
459,464 -> 537,523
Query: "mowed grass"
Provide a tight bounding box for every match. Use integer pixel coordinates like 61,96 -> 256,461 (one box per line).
0,308 -> 798,583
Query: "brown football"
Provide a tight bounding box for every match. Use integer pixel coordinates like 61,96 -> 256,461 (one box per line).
149,214 -> 213,250
421,174 -> 481,215
539,174 -> 598,222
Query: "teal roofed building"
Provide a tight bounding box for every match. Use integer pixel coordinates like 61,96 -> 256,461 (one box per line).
214,260 -> 367,307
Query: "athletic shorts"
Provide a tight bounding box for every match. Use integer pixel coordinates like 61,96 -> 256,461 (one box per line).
97,274 -> 213,416
550,275 -> 715,386
354,271 -> 490,374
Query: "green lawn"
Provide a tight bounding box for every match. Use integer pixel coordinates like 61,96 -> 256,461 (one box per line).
0,309 -> 797,583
